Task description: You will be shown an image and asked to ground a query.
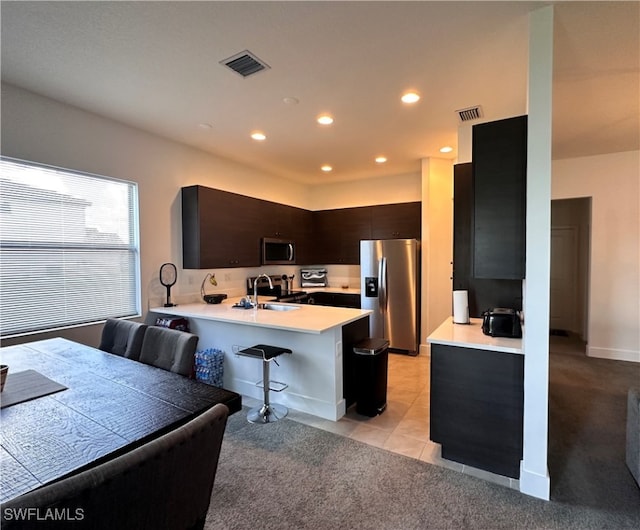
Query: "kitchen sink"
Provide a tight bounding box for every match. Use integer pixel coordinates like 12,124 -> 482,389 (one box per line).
258,303 -> 300,311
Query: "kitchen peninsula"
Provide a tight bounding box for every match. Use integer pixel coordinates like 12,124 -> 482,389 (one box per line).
150,299 -> 371,421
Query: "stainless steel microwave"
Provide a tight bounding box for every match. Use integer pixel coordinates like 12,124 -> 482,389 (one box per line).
262,237 -> 295,265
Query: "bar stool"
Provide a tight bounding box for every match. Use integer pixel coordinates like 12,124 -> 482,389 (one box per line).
238,344 -> 292,424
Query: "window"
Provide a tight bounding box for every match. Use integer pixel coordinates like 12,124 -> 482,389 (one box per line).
0,157 -> 141,337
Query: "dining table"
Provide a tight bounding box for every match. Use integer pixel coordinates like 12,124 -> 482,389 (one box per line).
0,337 -> 242,503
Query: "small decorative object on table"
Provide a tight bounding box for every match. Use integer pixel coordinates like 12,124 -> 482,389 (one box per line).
0,365 -> 8,392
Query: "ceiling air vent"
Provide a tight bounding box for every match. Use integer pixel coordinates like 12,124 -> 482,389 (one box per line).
220,50 -> 270,78
456,105 -> 484,123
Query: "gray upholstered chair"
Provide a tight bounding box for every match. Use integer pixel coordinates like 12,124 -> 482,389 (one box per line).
138,326 -> 198,377
98,318 -> 147,360
0,403 -> 229,529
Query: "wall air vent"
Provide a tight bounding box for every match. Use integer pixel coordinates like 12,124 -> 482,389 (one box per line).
456,106 -> 484,123
220,50 -> 270,77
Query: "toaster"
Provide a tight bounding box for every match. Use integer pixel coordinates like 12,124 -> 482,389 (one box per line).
482,308 -> 522,338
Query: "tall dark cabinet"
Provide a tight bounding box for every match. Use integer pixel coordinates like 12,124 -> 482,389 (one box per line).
453,163 -> 473,292
472,115 -> 527,280
453,160 -> 523,317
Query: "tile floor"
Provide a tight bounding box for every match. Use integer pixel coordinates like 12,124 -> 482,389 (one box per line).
244,350 -> 519,490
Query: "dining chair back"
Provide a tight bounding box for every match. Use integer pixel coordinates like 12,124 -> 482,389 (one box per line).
139,326 -> 198,376
0,403 -> 229,530
98,318 -> 147,361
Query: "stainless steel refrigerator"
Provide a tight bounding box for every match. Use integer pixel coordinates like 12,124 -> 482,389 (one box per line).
360,239 -> 420,355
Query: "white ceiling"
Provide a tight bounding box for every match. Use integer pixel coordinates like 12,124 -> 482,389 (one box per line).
1,1 -> 638,185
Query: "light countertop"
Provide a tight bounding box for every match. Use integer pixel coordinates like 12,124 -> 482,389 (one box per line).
427,317 -> 523,355
150,297 -> 371,335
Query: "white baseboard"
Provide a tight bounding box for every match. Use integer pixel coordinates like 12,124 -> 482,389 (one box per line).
419,343 -> 430,356
519,462 -> 550,500
587,346 -> 640,363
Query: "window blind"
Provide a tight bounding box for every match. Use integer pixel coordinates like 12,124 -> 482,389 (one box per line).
0,158 -> 141,337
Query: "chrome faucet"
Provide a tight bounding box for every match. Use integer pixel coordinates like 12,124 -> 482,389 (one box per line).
253,274 -> 273,308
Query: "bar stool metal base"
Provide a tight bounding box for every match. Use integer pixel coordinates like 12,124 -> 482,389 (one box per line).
247,403 -> 288,424
236,344 -> 292,425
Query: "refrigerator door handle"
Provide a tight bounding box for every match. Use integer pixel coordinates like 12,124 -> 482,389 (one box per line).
379,256 -> 388,314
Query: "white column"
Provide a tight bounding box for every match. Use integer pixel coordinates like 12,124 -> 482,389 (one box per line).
421,157 -> 454,352
520,5 -> 553,500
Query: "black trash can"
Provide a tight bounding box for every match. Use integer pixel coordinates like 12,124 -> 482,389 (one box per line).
353,338 -> 389,417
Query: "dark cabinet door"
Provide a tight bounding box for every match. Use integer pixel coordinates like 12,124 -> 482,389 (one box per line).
312,207 -> 372,264
472,115 -> 527,279
259,201 -> 295,239
453,163 -> 473,292
182,186 -> 262,269
370,202 -> 421,240
290,207 -> 314,265
308,292 -> 360,308
453,163 -> 524,317
430,344 -> 524,478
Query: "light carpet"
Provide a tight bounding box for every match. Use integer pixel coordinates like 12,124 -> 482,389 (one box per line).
205,412 -> 638,528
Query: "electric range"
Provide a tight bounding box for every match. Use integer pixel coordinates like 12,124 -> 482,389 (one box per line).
246,275 -> 308,303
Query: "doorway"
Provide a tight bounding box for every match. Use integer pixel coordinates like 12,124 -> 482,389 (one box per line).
549,198 -> 591,346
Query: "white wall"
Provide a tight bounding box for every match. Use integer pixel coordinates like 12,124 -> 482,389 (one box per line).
309,172 -> 421,210
421,157 -> 453,347
553,150 -> 640,362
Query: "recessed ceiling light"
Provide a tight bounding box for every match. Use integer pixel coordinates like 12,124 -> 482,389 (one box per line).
321,165 -> 333,172
250,131 -> 266,141
375,156 -> 387,164
317,114 -> 334,125
283,96 -> 299,105
440,146 -> 454,153
198,123 -> 213,130
401,91 -> 420,104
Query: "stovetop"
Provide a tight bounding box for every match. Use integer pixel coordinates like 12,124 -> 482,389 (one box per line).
247,275 -> 305,300
276,291 -> 307,302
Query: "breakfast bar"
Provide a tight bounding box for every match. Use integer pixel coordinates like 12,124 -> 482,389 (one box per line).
151,299 -> 371,421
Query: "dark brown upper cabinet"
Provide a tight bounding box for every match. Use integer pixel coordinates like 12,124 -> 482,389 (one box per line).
311,202 -> 421,265
472,115 -> 527,280
182,186 -> 263,269
311,207 -> 372,265
370,202 -> 421,240
182,184 -> 421,268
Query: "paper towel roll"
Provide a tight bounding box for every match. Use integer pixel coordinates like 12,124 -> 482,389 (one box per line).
452,290 -> 470,324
